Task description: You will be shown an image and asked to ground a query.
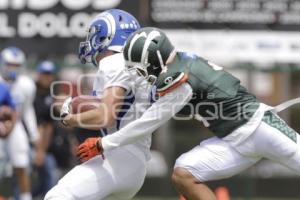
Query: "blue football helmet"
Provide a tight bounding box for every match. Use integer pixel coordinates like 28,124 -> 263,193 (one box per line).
0,47 -> 25,80
78,9 -> 140,67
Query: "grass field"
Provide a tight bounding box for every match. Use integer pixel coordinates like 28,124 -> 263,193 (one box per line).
133,198 -> 299,200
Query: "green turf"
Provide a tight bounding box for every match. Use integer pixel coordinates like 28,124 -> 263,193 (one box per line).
133,198 -> 299,200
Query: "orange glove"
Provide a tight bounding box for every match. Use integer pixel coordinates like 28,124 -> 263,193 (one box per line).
77,137 -> 104,162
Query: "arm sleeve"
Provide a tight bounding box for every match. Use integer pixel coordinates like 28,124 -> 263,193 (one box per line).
103,69 -> 133,93
94,68 -> 133,98
101,83 -> 193,151
22,81 -> 40,142
99,53 -> 134,93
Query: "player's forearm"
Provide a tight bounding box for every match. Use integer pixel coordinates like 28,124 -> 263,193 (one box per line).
102,114 -> 168,150
65,87 -> 125,130
66,107 -> 114,130
102,83 -> 193,150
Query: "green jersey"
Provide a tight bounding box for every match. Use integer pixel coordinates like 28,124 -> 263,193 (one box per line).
155,52 -> 259,138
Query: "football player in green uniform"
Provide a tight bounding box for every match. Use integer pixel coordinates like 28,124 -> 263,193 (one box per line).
77,27 -> 300,200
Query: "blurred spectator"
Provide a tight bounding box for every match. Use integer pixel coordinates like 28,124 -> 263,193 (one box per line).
32,61 -> 58,197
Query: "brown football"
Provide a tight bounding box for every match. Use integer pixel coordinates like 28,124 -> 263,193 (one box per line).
71,95 -> 101,114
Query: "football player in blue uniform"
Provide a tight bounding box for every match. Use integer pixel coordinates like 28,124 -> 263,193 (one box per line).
45,10 -> 153,200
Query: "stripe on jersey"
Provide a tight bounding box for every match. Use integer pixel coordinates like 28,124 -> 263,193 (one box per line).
150,86 -> 157,104
157,73 -> 189,97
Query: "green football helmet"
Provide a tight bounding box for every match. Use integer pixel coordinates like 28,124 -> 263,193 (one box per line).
123,27 -> 175,83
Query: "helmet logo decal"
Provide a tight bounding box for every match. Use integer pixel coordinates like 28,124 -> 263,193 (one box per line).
120,22 -> 138,30
156,50 -> 168,73
141,30 -> 161,65
127,31 -> 147,62
164,76 -> 173,85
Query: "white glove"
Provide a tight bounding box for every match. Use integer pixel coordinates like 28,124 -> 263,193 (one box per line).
60,97 -> 72,125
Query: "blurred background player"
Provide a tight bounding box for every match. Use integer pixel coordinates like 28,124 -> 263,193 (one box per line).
45,9 -> 153,200
32,61 -> 58,198
0,80 -> 17,198
0,47 -> 42,200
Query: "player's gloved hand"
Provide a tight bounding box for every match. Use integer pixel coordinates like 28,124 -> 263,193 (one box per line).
77,137 -> 104,162
60,97 -> 72,126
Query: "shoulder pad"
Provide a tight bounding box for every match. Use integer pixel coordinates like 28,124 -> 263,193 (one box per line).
156,72 -> 189,97
99,53 -> 125,74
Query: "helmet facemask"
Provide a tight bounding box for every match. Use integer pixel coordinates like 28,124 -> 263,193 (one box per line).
78,25 -> 111,67
125,50 -> 170,85
125,61 -> 158,84
0,47 -> 25,81
2,63 -> 23,81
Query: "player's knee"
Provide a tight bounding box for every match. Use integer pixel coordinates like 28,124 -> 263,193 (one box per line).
172,167 -> 200,187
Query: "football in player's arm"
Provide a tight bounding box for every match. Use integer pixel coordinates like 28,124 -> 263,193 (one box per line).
82,27 -> 300,200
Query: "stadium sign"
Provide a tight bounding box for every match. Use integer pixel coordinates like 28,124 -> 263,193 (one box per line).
0,0 -> 121,10
166,30 -> 300,65
0,12 -> 96,38
0,0 -> 122,38
0,0 -> 141,55
0,0 -> 121,38
151,0 -> 300,30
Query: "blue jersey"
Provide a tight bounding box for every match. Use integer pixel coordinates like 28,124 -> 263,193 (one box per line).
0,81 -> 15,109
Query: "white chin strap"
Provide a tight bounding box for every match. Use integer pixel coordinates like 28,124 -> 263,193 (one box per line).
148,75 -> 157,84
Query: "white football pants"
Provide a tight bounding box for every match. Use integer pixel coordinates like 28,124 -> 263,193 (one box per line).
44,147 -> 147,200
175,116 -> 300,182
0,121 -> 30,168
